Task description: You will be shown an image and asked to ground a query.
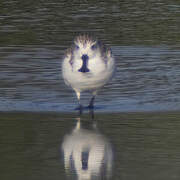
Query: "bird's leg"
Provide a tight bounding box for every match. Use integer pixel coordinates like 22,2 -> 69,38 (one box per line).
75,91 -> 83,114
74,117 -> 81,131
88,96 -> 95,109
88,91 -> 97,109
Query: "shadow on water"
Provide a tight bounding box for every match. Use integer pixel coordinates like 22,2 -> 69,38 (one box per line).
61,116 -> 113,180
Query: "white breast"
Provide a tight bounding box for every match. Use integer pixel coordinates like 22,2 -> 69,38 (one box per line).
62,54 -> 115,92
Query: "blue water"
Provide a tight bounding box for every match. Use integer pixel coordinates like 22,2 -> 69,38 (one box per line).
0,46 -> 180,112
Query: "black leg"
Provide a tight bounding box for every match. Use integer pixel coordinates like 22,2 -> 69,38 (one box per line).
88,96 -> 95,109
79,104 -> 83,115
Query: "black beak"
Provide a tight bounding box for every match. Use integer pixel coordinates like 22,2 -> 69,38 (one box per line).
78,54 -> 90,73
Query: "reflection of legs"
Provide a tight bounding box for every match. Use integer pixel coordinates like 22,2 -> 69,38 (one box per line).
89,108 -> 94,119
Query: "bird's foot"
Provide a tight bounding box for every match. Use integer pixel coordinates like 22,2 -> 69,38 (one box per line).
75,105 -> 82,110
75,105 -> 83,115
87,104 -> 94,109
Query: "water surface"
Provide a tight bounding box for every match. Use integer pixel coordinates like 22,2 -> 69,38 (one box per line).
0,0 -> 180,112
1,45 -> 180,112
1,112 -> 180,180
1,1 -> 180,180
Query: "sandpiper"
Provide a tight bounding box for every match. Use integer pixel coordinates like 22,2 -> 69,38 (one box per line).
62,34 -> 115,110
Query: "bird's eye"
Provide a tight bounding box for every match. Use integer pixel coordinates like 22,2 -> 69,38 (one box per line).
91,44 -> 97,50
75,45 -> 79,50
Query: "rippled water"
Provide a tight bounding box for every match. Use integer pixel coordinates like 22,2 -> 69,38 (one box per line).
1,1 -> 180,180
1,45 -> 180,112
0,0 -> 180,112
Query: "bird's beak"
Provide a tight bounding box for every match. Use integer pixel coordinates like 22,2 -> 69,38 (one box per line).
78,54 -> 90,73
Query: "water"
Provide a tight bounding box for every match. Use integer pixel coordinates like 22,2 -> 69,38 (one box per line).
1,45 -> 180,112
1,1 -> 180,112
1,0 -> 180,179
1,112 -> 180,180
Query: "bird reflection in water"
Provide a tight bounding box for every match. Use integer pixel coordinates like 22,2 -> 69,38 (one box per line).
61,117 -> 113,180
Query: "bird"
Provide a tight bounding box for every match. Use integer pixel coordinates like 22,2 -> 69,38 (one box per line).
62,34 -> 115,110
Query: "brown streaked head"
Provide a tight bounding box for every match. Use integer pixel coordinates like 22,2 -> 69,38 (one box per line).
74,34 -> 97,46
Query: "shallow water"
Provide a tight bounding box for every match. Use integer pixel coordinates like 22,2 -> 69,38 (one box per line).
1,1 -> 180,180
1,112 -> 180,180
1,0 -> 180,112
1,45 -> 180,112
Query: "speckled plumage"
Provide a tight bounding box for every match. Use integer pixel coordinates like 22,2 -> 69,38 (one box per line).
62,34 -> 115,110
74,34 -> 97,46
